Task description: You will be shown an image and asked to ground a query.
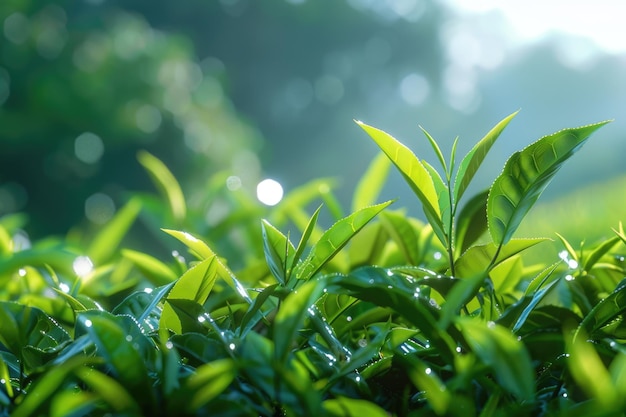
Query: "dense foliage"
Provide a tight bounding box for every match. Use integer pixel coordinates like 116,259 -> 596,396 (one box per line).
1,113 -> 625,417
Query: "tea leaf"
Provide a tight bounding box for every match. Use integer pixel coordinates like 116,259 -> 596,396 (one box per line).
138,150 -> 186,224
458,318 -> 535,401
186,358 -> 237,410
352,152 -> 391,212
454,190 -> 489,256
122,249 -> 178,285
88,197 -> 142,265
322,397 -> 389,417
274,279 -> 326,363
454,111 -> 518,203
356,120 -> 446,246
160,257 -> 218,334
261,219 -> 295,285
488,120 -> 610,247
295,200 -> 392,280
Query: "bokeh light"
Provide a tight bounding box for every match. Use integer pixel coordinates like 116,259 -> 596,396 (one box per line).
256,179 -> 284,206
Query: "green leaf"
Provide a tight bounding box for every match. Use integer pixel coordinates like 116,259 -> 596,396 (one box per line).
488,120 -> 610,247
351,152 -> 391,212
455,190 -> 489,256
162,229 -> 251,302
567,328 -> 619,408
160,257 -> 218,334
326,267 -> 458,361
399,353 -> 451,415
11,357 -> 92,417
454,238 -> 548,278
74,366 -> 141,414
454,111 -> 518,203
292,205 -> 322,272
583,235 -> 621,272
379,210 -> 421,265
261,219 -> 295,285
322,397 -> 389,417
137,150 -> 187,224
77,311 -> 155,407
422,160 -> 451,234
185,358 -> 237,411
457,318 -> 535,401
578,279 -> 626,338
356,120 -> 446,246
122,249 -> 178,285
294,200 -> 393,280
420,126 -> 448,175
274,279 -> 326,363
87,197 -> 142,265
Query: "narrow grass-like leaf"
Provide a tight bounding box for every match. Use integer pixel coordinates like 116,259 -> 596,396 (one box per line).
356,121 -> 446,246
87,197 -> 142,265
422,160 -> 451,233
160,257 -> 218,334
352,152 -> 391,212
555,232 -> 579,262
454,111 -> 518,203
292,205 -> 322,272
274,279 -> 325,363
420,126 -> 448,174
122,249 -> 178,285
455,190 -> 489,256
261,219 -> 295,285
137,150 -> 186,223
488,120 -> 610,247
458,318 -> 535,401
295,200 -> 393,280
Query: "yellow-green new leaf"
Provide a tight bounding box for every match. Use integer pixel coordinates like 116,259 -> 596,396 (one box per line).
160,257 -> 218,334
352,152 -> 391,212
138,150 -> 186,224
356,121 -> 446,246
454,111 -> 518,203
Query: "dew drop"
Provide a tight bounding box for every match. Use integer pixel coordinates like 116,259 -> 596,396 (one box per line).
229,343 -> 236,351
198,315 -> 206,323
126,335 -> 133,342
143,287 -> 153,294
165,341 -> 174,350
433,251 -> 442,260
455,346 -> 462,353
425,367 -> 432,375
565,274 -> 575,281
18,268 -> 26,277
84,319 -> 92,328
346,316 -> 352,322
59,282 -> 70,293
358,339 -> 368,348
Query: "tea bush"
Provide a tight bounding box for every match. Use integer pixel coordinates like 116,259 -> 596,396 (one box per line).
1,112 -> 625,417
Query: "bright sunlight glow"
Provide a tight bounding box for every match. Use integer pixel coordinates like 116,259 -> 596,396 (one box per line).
444,0 -> 626,54
256,179 -> 284,206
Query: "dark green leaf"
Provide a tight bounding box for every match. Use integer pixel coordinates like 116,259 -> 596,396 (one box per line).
457,318 -> 535,401
455,190 -> 489,256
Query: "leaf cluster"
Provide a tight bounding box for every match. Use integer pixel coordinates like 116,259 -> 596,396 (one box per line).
1,112 -> 625,417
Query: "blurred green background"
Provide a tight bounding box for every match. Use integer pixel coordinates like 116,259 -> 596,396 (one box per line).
1,0 -> 624,248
